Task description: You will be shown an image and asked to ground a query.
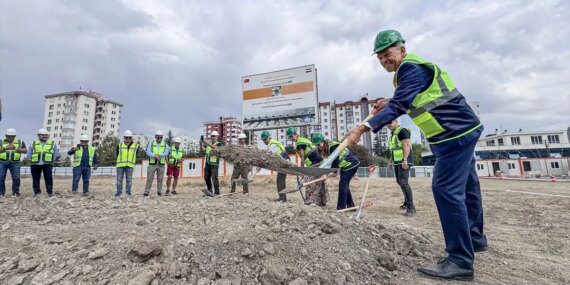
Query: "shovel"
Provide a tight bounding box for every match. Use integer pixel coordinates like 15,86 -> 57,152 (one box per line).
352,166 -> 377,221
279,174 -> 330,195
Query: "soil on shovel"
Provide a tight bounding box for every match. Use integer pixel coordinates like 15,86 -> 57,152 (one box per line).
348,145 -> 376,167
216,145 -> 294,170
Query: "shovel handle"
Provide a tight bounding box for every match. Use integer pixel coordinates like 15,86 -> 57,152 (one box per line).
320,113 -> 376,169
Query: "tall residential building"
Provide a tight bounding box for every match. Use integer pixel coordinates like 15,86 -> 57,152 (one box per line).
181,135 -> 201,154
43,91 -> 122,150
203,117 -> 243,145
132,133 -> 150,149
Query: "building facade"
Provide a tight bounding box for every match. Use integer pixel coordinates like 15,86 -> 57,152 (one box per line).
422,128 -> 570,177
203,117 -> 243,145
43,91 -> 122,150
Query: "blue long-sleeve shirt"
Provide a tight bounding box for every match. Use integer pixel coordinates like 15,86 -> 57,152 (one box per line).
146,141 -> 170,158
365,59 -> 481,144
68,146 -> 98,167
27,141 -> 59,165
366,63 -> 433,132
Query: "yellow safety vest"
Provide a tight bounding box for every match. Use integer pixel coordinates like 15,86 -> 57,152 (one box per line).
116,142 -> 138,168
0,138 -> 23,162
389,126 -> 411,165
149,140 -> 167,165
169,146 -> 183,168
31,140 -> 55,164
73,146 -> 96,167
205,141 -> 222,165
295,137 -> 315,166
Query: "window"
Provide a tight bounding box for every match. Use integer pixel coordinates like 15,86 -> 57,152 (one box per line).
324,119 -> 328,123
84,111 -> 89,116
511,137 -> 520,145
340,120 -> 344,123
323,112 -> 328,116
339,113 -> 343,117
324,126 -> 328,129
53,134 -> 57,138
547,135 -> 560,144
111,118 -> 115,121
355,118 -> 360,123
498,138 -> 504,146
81,126 -> 87,130
83,118 -> 88,123
355,112 -> 360,116
111,124 -> 115,128
47,127 -> 51,131
47,119 -> 52,124
531,136 -> 542,144
48,112 -> 53,117
325,132 -> 328,136
57,111 -> 60,115
508,163 -> 516,170
476,164 -> 485,170
57,104 -> 61,107
55,126 -> 58,130
340,126 -> 344,130
84,104 -> 89,108
55,118 -> 59,123
49,105 -> 54,110
486,140 -> 495,146
188,162 -> 196,170
550,162 -> 560,168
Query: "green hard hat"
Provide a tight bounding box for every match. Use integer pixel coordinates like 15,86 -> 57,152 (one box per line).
373,29 -> 405,54
260,131 -> 270,140
286,127 -> 298,137
311,132 -> 325,145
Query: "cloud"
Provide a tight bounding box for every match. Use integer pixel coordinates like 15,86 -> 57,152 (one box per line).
1,0 -> 569,145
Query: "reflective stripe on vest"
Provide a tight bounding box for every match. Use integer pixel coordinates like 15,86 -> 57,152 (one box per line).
73,146 -> 95,167
268,139 -> 288,159
31,140 -> 55,164
394,53 -> 480,143
205,142 -> 221,165
169,146 -> 183,168
116,142 -> 138,168
0,139 -> 22,162
327,140 -> 354,170
149,141 -> 167,165
389,126 -> 410,164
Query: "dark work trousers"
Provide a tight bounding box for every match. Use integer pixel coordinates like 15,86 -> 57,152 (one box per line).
31,164 -> 54,195
394,165 -> 414,207
337,167 -> 357,210
231,165 -> 249,194
204,164 -> 220,195
276,172 -> 287,201
430,128 -> 487,270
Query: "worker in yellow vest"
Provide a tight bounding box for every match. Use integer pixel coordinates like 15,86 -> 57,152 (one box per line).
200,131 -> 222,195
115,130 -> 140,197
0,128 -> 27,198
67,134 -> 98,196
344,30 -> 487,280
144,130 -> 170,197
261,131 -> 289,202
387,120 -> 416,216
28,128 -> 59,197
230,133 -> 250,194
166,137 -> 184,195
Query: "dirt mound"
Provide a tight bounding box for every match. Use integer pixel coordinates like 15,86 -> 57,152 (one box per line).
347,145 -> 376,167
0,194 -> 437,285
217,145 -> 294,170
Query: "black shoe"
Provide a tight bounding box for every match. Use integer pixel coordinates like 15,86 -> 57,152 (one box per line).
48,193 -> 54,198
12,193 -> 21,198
33,193 -> 41,198
171,191 -> 177,195
418,259 -> 474,281
474,246 -> 488,253
165,190 -> 170,196
143,193 -> 149,197
157,192 -> 163,196
404,207 -> 416,217
72,191 -> 78,195
400,203 -> 407,209
202,189 -> 215,197
82,192 -> 90,197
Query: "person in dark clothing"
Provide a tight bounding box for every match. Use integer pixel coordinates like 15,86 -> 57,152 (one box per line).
388,120 -> 416,216
28,128 -> 59,197
200,131 -> 222,195
68,134 -> 98,196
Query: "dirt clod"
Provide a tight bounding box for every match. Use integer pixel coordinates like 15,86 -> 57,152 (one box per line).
217,145 -> 293,170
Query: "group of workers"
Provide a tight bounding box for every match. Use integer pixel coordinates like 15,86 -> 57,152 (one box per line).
0,29 -> 488,281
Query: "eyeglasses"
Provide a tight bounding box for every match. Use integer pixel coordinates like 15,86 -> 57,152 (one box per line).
156,136 -> 163,139
124,137 -> 132,139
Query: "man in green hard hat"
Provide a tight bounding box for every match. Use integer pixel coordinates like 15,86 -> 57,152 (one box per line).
261,131 -> 288,202
344,29 -> 487,280
286,127 -> 321,167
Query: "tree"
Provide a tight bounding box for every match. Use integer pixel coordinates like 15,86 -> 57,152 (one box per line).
97,134 -> 120,166
373,136 -> 383,156
136,143 -> 147,164
412,143 -> 426,166
165,130 -> 174,146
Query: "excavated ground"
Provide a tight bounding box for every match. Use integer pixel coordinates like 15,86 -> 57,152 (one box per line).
0,177 -> 568,285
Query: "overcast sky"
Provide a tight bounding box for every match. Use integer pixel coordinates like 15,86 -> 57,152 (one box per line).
1,0 -> 569,144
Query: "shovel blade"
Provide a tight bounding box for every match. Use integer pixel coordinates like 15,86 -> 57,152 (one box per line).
279,188 -> 300,195
201,189 -> 215,197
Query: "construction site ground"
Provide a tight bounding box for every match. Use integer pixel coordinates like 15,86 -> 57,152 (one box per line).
0,176 -> 568,285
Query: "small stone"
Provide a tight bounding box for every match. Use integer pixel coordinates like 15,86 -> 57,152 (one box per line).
17,259 -> 39,273
136,220 -> 147,226
241,248 -> 253,257
339,261 -> 351,271
128,270 -> 155,285
263,243 -> 276,255
88,248 -> 109,260
197,277 -> 212,285
289,278 -> 309,285
7,275 -> 25,285
81,264 -> 93,275
270,224 -> 281,233
30,267 -> 69,285
127,241 -> 162,262
2,223 -> 10,231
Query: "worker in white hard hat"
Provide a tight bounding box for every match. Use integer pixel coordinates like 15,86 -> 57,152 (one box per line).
200,130 -> 222,195
27,128 -> 59,197
230,133 -> 250,194
115,130 -> 140,198
166,137 -> 183,195
144,130 -> 170,196
0,128 -> 27,198
67,134 -> 98,196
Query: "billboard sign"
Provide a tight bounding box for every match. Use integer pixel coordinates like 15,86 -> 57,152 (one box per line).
242,65 -> 318,130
